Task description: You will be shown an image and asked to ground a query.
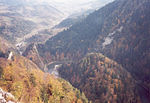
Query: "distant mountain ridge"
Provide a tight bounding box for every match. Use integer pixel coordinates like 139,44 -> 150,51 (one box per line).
0,1 -> 66,55
0,0 -> 110,55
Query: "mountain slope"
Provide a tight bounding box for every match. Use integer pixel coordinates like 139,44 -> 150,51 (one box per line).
0,88 -> 18,103
59,53 -> 141,103
0,1 -> 66,54
34,0 -> 150,100
0,36 -> 16,53
0,54 -> 88,103
23,43 -> 46,71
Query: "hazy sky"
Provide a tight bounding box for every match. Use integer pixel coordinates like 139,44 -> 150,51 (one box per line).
2,0 -> 114,15
41,0 -> 97,3
43,0 -> 114,14
38,0 -> 114,5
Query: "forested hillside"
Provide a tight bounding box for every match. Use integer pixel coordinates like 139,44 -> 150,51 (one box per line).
31,0 -> 150,101
59,53 -> 141,103
0,54 -> 88,103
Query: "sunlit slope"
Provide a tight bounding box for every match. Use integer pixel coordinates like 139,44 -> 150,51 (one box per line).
0,55 -> 88,103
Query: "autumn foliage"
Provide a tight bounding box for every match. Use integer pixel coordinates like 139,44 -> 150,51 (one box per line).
59,53 -> 141,103
0,55 -> 88,103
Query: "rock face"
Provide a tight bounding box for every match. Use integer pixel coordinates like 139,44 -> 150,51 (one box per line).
23,43 -> 46,71
0,88 -> 17,103
7,52 -> 13,60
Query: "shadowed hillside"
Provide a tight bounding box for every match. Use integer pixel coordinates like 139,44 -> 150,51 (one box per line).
59,53 -> 141,103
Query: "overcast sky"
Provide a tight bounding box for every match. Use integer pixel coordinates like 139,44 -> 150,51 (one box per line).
37,0 -> 114,5
40,0 -> 114,14
41,0 -> 97,3
1,0 -> 114,15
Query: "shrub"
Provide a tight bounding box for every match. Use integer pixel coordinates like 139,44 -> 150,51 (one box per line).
40,85 -> 49,103
0,66 -> 3,78
29,73 -> 36,87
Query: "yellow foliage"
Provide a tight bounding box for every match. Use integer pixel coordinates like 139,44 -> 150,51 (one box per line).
11,81 -> 23,99
0,55 -> 88,103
